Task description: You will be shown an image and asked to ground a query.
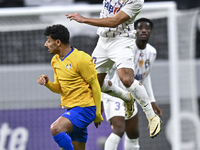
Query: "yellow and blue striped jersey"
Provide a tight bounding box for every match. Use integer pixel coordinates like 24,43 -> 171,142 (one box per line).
51,47 -> 97,108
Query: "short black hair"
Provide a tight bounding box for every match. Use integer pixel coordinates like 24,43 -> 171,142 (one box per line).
44,24 -> 70,44
134,18 -> 153,29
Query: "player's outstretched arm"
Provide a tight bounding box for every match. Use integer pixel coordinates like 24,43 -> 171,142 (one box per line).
37,75 -> 61,94
65,10 -> 130,28
142,75 -> 162,116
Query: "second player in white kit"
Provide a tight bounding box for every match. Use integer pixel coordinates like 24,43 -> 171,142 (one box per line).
103,40 -> 157,120
102,18 -> 162,150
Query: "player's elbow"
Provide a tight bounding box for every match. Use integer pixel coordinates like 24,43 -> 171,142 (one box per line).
110,25 -> 118,28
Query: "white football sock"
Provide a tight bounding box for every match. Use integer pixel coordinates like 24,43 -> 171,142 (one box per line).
104,133 -> 121,150
127,79 -> 155,119
124,134 -> 140,150
101,79 -> 131,102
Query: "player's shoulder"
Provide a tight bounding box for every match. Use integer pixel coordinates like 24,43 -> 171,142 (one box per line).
74,47 -> 91,59
50,54 -> 60,67
124,0 -> 144,6
124,0 -> 144,4
73,48 -> 93,65
146,43 -> 157,54
51,54 -> 59,63
128,0 -> 144,3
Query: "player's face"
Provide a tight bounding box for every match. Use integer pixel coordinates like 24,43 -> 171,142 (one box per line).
136,22 -> 152,41
44,36 -> 59,54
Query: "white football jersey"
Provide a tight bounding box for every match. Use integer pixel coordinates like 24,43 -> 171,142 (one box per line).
97,0 -> 144,37
132,41 -> 157,83
105,41 -> 157,102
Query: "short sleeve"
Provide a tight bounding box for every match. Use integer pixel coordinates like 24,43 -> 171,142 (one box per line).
78,54 -> 97,83
121,0 -> 144,18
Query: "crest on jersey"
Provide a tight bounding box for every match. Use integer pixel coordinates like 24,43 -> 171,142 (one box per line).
145,59 -> 150,68
66,63 -> 72,70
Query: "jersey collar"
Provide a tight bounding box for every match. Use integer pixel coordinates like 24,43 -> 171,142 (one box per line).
60,47 -> 74,61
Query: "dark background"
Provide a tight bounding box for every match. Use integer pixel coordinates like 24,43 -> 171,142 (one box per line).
1,0 -> 199,9
0,0 -> 199,58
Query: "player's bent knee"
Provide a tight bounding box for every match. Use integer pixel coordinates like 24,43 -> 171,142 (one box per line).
50,124 -> 63,136
113,125 -> 126,137
114,129 -> 125,136
126,131 -> 139,139
119,75 -> 133,87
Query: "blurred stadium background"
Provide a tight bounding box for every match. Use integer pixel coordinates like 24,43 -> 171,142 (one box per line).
0,0 -> 200,150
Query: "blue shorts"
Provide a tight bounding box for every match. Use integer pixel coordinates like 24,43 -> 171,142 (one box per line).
61,106 -> 96,142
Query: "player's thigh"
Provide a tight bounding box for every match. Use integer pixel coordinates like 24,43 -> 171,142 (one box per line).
103,96 -> 126,137
65,107 -> 96,143
110,116 -> 125,137
92,37 -> 114,74
117,68 -> 134,86
72,141 -> 86,150
125,113 -> 139,139
50,116 -> 73,135
109,37 -> 134,71
103,96 -> 125,122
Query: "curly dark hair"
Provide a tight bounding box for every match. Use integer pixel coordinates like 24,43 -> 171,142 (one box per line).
44,24 -> 70,44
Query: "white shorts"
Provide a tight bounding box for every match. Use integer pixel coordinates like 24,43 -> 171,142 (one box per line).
102,93 -> 138,122
92,36 -> 135,74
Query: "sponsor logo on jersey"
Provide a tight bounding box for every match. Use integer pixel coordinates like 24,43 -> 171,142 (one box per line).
104,0 -> 121,14
114,7 -> 119,14
135,72 -> 146,80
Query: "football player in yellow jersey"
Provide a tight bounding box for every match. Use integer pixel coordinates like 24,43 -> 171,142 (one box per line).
37,24 -> 103,150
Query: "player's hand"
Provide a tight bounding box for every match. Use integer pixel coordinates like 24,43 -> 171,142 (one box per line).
65,13 -> 85,23
37,75 -> 49,85
94,114 -> 103,128
151,102 -> 162,116
101,101 -> 104,114
94,122 -> 101,128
